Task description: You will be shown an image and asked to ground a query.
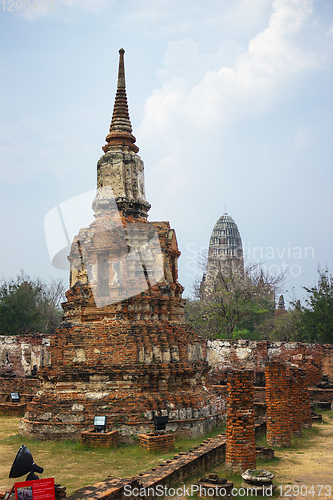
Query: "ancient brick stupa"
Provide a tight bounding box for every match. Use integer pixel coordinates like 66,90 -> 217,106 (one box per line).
20,49 -> 222,441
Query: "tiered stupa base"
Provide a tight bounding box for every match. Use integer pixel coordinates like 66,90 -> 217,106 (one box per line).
20,315 -> 223,442
20,368 -> 223,441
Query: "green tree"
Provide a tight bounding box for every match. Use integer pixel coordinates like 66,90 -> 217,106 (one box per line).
258,306 -> 304,342
301,267 -> 333,343
185,262 -> 283,340
0,273 -> 66,336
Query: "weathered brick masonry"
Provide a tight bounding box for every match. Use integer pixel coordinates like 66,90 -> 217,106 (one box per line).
0,403 -> 27,416
138,432 -> 175,453
4,336 -> 333,397
207,339 -> 333,386
0,334 -> 45,408
68,436 -> 227,500
214,384 -> 333,409
0,333 -> 51,378
20,49 -> 222,441
287,366 -> 303,437
81,429 -> 119,448
265,362 -> 291,447
0,379 -> 39,400
225,369 -> 256,471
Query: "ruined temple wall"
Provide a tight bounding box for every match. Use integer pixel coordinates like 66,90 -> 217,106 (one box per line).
207,339 -> 333,386
2,334 -> 333,387
0,334 -> 52,378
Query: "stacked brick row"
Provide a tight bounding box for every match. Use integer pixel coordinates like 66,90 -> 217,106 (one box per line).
265,362 -> 291,447
288,366 -> 303,437
81,429 -> 119,447
0,403 -> 27,416
225,369 -> 256,471
0,377 -> 40,394
138,432 -> 175,452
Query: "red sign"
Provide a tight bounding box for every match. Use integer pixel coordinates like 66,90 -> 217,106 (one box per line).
14,478 -> 55,500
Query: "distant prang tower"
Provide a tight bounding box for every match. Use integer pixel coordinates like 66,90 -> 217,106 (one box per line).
202,212 -> 244,292
21,49 -> 222,442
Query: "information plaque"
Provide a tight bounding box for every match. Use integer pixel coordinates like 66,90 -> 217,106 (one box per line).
14,478 -> 55,500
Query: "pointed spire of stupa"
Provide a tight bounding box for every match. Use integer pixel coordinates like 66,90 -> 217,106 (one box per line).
102,48 -> 139,153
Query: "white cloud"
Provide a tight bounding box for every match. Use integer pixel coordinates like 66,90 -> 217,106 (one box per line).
156,39 -> 245,85
136,0 -> 328,218
138,0 -> 321,138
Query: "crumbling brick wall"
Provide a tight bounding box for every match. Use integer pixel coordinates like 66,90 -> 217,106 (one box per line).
0,334 -> 51,378
208,339 -> 333,386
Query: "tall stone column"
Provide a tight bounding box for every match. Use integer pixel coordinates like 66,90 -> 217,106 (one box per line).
299,368 -> 312,429
225,369 -> 256,471
288,366 -> 302,437
265,362 -> 291,447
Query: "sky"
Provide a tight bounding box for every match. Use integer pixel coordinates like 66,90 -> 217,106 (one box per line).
0,0 -> 332,305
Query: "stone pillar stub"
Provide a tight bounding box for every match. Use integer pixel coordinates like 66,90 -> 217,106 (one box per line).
225,369 -> 256,472
265,362 -> 291,447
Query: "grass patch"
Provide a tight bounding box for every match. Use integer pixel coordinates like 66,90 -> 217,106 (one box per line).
0,416 -> 225,496
257,455 -> 281,466
256,423 -> 320,451
1,414 -> 329,498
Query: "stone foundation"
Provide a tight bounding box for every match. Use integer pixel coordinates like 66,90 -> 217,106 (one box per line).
138,432 -> 175,452
225,369 -> 256,472
20,409 -> 224,443
81,429 -> 119,447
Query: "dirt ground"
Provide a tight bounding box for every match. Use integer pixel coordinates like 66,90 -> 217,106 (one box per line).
194,412 -> 333,500
270,412 -> 333,499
